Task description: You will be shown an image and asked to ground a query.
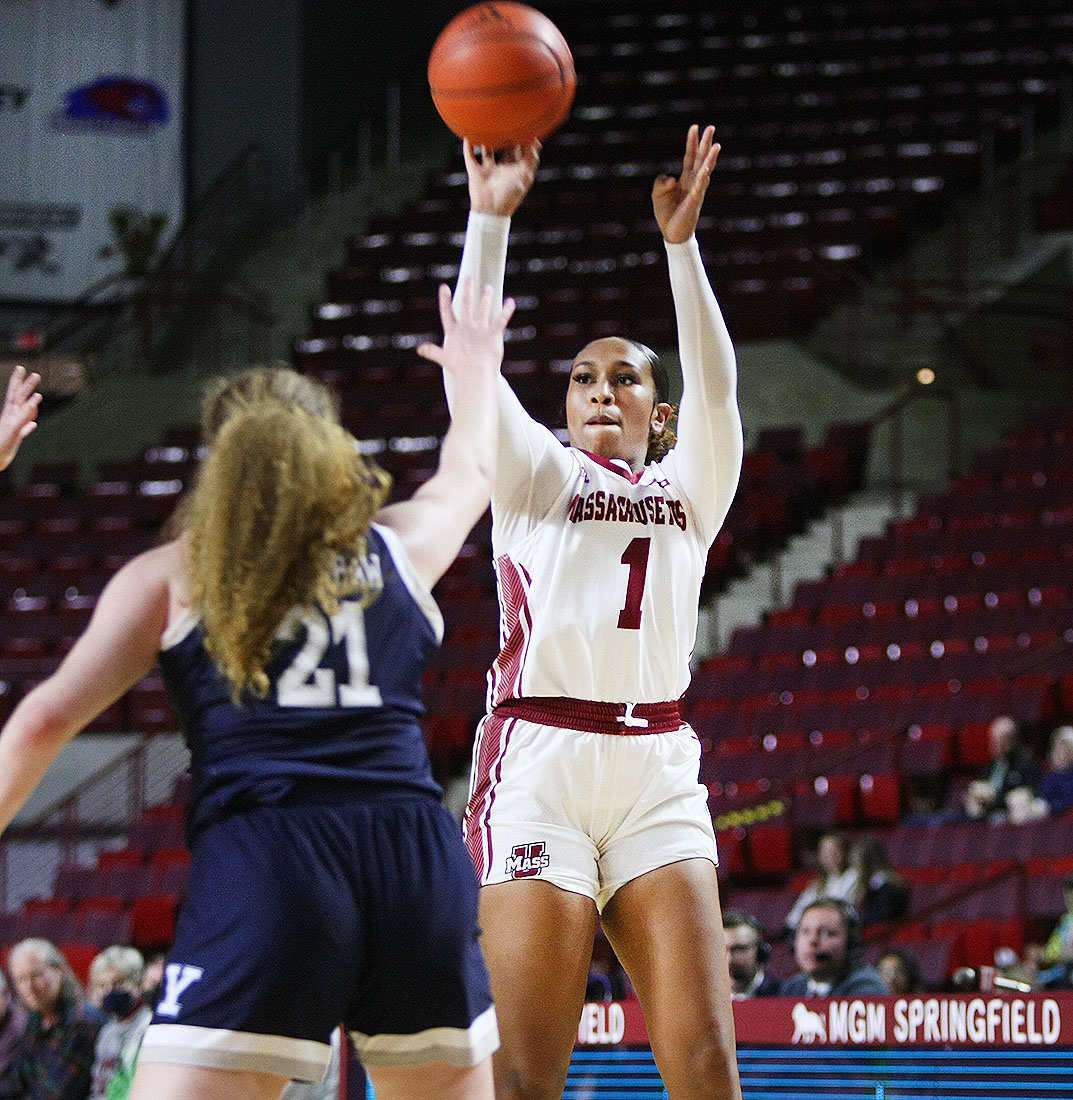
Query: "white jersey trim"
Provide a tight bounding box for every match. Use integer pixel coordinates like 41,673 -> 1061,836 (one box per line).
161,608 -> 199,651
372,522 -> 444,644
351,1004 -> 499,1068
138,1022 -> 331,1082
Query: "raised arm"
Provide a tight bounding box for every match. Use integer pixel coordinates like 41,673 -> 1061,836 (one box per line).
453,140 -> 576,512
375,279 -> 513,589
0,544 -> 173,834
455,140 -> 540,308
657,126 -> 743,540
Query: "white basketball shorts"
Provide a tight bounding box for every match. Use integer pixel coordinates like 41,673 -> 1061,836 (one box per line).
463,701 -> 718,911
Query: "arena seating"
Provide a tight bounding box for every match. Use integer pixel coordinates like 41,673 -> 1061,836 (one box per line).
2,0 -> 1072,986
698,404 -> 1073,986
300,0 -> 1071,378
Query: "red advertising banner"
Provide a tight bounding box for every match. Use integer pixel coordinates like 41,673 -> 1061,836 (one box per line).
576,991 -> 1073,1049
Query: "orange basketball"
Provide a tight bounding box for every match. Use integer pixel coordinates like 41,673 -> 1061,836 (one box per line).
428,2 -> 576,149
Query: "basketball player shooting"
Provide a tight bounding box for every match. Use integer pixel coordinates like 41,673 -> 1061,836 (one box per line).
448,124 -> 746,1100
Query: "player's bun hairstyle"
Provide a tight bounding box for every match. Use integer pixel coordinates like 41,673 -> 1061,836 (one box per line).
183,366 -> 391,701
627,340 -> 678,464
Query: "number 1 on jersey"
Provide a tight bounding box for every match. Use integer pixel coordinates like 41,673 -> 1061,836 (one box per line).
617,537 -> 651,630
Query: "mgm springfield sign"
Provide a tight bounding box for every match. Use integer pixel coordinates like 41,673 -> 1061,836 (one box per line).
566,993 -> 1073,1099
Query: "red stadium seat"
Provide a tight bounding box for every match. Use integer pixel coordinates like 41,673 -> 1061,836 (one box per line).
858,772 -> 901,824
77,907 -> 132,948
97,847 -> 144,871
59,943 -> 99,985
746,822 -> 793,875
129,894 -> 178,950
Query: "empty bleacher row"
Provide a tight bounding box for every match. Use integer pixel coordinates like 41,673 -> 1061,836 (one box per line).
0,797 -> 189,978
0,446 -> 193,732
299,0 -> 1072,372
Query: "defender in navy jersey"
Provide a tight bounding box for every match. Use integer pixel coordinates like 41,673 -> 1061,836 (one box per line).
0,280 -> 514,1100
159,524 -> 444,842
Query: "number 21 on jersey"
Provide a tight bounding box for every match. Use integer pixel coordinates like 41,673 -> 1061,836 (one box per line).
276,603 -> 384,708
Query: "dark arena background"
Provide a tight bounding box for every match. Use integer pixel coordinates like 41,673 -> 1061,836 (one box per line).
1,2 -> 1073,1098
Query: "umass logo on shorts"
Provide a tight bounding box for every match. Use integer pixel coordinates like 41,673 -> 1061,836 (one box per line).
506,842 -> 550,878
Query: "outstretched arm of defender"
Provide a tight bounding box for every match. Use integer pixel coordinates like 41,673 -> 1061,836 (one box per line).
377,280 -> 513,588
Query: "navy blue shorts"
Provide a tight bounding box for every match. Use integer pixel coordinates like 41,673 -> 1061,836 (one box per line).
138,796 -> 498,1079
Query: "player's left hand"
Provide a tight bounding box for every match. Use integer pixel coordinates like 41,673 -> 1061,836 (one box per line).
652,124 -> 720,245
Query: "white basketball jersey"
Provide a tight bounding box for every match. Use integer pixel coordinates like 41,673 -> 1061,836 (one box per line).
489,446 -> 706,704
454,212 -> 743,710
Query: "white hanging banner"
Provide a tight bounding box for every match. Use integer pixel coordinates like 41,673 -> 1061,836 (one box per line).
0,0 -> 185,304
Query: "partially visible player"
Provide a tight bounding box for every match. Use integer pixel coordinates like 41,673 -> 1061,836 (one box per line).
450,125 -> 744,1100
0,364 -> 42,471
0,280 -> 514,1100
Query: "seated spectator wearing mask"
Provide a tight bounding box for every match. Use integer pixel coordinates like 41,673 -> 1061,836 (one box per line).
87,947 -> 153,1100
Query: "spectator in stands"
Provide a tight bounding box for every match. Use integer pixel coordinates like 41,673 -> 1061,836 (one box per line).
1036,725 -> 1073,817
851,834 -> 910,926
100,952 -> 166,1100
1031,872 -> 1073,990
962,715 -> 1041,822
0,938 -> 102,1100
87,948 -> 137,1011
722,910 -> 780,998
87,947 -> 152,1100
779,900 -> 889,997
0,968 -> 27,1082
783,831 -> 859,935
876,950 -> 921,996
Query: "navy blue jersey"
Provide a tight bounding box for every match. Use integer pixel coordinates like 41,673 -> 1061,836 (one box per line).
158,525 -> 443,838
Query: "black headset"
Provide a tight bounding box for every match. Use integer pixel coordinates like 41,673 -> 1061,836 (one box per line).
723,909 -> 772,964
802,896 -> 864,959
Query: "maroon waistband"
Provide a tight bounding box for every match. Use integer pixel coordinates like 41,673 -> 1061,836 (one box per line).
492,697 -> 683,735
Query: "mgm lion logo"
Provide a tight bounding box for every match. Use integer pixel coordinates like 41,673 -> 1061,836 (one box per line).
791,1002 -> 827,1044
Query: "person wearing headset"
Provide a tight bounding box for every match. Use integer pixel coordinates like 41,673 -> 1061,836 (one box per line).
779,899 -> 889,997
721,911 -> 780,999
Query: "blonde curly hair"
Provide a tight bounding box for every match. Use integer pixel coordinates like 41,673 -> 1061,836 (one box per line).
181,367 -> 390,700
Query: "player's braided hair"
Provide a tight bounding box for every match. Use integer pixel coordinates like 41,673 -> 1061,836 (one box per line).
182,367 -> 390,701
